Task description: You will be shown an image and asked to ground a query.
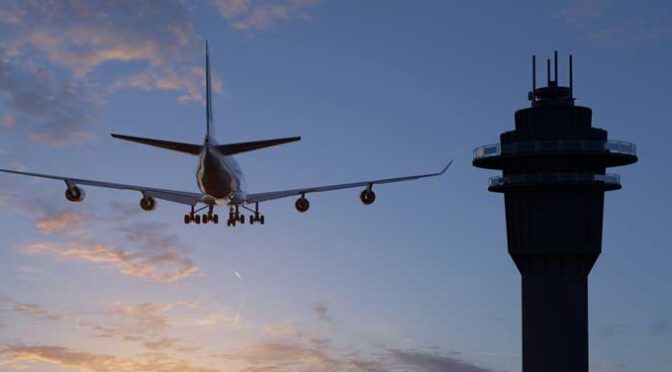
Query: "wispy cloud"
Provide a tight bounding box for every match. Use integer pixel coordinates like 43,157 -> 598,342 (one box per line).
0,49 -> 100,145
23,239 -> 199,283
560,0 -> 606,25
0,191 -> 201,283
12,302 -> 65,321
34,210 -> 86,235
212,0 -> 250,19
0,344 -> 218,372
388,349 -> 493,372
0,0 -> 201,144
0,0 -> 321,144
559,0 -> 672,46
1,113 -> 16,129
650,318 -> 671,337
313,299 -> 333,324
231,0 -> 321,32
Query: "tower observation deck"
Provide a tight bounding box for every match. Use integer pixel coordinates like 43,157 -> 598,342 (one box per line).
473,52 -> 637,371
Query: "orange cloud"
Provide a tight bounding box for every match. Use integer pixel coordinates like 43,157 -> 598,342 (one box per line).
34,211 -> 86,234
12,303 -> 65,321
23,241 -> 199,283
1,345 -> 219,372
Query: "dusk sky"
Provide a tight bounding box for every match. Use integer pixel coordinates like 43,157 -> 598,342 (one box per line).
0,0 -> 670,371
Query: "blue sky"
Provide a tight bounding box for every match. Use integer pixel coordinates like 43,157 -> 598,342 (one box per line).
0,0 -> 670,371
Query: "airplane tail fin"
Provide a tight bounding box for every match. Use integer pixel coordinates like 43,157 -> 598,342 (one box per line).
206,40 -> 213,138
111,134 -> 202,155
216,136 -> 301,155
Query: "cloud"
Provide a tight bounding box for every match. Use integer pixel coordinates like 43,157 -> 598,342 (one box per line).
221,342 -> 382,372
230,0 -> 320,32
0,49 -> 100,145
1,113 -> 16,129
650,318 -> 671,337
263,323 -> 329,347
388,349 -> 493,372
0,0 -> 321,144
212,0 -> 250,19
34,211 -> 86,234
0,344 -> 218,372
78,300 -> 233,355
560,0 -> 606,25
559,0 -> 672,46
0,0 -> 205,143
313,300 -> 332,323
23,239 -> 199,283
11,303 -> 65,321
0,185 -> 200,284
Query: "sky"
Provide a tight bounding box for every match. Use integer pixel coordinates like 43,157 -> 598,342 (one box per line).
0,0 -> 670,371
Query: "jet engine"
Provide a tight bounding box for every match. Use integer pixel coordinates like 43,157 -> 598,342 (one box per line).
140,196 -> 156,211
295,196 -> 310,213
360,189 -> 376,205
65,186 -> 86,202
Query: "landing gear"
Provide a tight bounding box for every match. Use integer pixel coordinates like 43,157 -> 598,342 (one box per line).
248,203 -> 265,225
183,205 -> 218,225
182,203 -> 264,227
227,206 -> 244,227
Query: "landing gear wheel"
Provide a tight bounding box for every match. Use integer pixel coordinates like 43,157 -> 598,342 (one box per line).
213,214 -> 219,224
184,214 -> 191,224
260,215 -> 265,225
239,215 -> 244,224
194,215 -> 201,224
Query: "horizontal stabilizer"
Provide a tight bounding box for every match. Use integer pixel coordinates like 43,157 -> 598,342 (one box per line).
111,133 -> 202,155
217,136 -> 301,155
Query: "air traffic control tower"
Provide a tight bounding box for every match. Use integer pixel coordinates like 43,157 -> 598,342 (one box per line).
473,52 -> 637,371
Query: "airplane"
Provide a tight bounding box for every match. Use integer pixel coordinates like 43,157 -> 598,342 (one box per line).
0,42 -> 452,227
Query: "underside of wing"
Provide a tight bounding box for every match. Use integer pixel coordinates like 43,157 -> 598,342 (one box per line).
0,168 -> 209,206
244,160 -> 452,204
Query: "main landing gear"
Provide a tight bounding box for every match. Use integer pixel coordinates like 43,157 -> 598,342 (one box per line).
184,205 -> 219,225
183,203 -> 265,227
247,202 -> 265,225
227,205 -> 245,227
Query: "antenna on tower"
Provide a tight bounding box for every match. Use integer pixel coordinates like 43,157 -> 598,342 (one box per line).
531,55 -> 536,102
569,54 -> 573,98
546,58 -> 551,85
554,51 -> 558,83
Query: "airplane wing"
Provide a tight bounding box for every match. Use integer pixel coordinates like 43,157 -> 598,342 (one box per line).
244,160 -> 453,204
0,168 -> 210,206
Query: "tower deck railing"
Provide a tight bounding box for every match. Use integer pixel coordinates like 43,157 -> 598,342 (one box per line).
473,140 -> 637,160
489,173 -> 621,188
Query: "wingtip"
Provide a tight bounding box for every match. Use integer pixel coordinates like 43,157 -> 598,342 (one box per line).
441,159 -> 454,174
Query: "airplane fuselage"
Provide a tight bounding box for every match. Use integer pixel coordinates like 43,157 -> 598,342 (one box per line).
197,137 -> 247,204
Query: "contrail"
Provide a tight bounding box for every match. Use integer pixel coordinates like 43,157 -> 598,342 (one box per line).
234,294 -> 246,328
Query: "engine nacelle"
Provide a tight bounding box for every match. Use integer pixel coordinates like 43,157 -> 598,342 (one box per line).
65,186 -> 86,202
140,196 -> 156,211
295,196 -> 310,213
360,189 -> 376,205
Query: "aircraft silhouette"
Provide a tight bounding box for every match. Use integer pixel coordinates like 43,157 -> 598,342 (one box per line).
0,42 -> 452,227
